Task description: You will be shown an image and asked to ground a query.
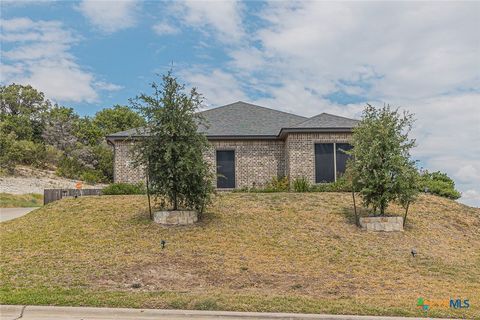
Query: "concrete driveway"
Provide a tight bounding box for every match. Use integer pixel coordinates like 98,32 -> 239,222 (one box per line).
0,207 -> 37,222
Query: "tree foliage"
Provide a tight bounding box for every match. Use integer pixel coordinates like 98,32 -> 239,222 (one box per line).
349,104 -> 419,215
93,105 -> 145,135
0,83 -> 142,183
132,72 -> 213,213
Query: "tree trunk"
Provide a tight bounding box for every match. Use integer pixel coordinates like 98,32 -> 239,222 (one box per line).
173,190 -> 178,211
403,202 -> 410,227
146,173 -> 152,220
352,190 -> 359,227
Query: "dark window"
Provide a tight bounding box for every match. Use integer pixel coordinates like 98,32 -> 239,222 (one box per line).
335,143 -> 353,177
216,150 -> 235,188
315,143 -> 335,183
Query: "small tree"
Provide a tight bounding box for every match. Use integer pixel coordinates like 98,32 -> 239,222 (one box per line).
131,72 -> 213,214
349,104 -> 419,217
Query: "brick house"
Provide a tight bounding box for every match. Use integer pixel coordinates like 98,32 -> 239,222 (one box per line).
106,101 -> 358,189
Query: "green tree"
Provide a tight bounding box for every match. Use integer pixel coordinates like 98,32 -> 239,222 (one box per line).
131,72 -> 213,213
42,106 -> 79,152
349,104 -> 419,216
93,105 -> 145,135
0,83 -> 51,141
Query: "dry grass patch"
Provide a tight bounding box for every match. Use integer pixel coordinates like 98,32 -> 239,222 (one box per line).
1,193 -> 479,318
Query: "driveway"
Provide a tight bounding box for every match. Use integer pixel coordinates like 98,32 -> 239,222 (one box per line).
0,207 -> 37,222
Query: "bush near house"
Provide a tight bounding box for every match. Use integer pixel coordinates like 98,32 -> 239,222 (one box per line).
419,170 -> 461,199
102,182 -> 146,195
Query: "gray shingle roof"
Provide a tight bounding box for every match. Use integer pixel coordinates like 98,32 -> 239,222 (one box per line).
106,101 -> 358,140
198,101 -> 307,136
291,113 -> 359,129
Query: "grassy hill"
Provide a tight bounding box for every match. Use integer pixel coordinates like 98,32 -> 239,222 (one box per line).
0,193 -> 478,318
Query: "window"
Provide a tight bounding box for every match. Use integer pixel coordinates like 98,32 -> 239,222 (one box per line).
315,143 -> 335,183
216,150 -> 235,188
315,143 -> 353,183
335,143 -> 353,178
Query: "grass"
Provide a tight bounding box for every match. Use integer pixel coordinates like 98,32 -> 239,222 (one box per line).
0,193 -> 43,207
0,193 -> 479,318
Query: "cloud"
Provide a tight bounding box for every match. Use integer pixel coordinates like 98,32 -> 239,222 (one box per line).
76,0 -> 138,34
171,0 -> 245,43
180,69 -> 248,108
179,1 -> 480,205
461,190 -> 480,208
152,22 -> 179,36
0,17 -> 120,103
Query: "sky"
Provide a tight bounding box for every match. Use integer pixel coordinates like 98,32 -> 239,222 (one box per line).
1,0 -> 479,206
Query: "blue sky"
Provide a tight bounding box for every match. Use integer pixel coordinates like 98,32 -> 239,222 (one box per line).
1,1 -> 479,206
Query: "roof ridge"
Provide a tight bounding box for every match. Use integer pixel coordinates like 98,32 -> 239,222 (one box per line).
199,101 -> 307,120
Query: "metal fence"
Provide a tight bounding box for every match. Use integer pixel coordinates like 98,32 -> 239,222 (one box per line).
43,189 -> 103,205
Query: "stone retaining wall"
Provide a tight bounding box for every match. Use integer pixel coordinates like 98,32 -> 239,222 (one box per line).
359,216 -> 404,232
153,210 -> 198,225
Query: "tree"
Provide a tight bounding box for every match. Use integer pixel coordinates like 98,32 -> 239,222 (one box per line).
42,106 -> 79,152
93,105 -> 145,135
349,104 -> 419,217
131,72 -> 213,213
0,83 -> 51,141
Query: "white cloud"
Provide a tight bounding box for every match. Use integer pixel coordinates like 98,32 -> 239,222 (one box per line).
171,0 -> 245,43
461,190 -> 480,208
152,22 -> 179,36
77,0 -> 138,34
1,17 -> 120,103
179,1 -> 480,206
181,69 -> 248,108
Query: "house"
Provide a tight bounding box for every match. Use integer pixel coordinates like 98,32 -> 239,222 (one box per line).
106,101 -> 358,189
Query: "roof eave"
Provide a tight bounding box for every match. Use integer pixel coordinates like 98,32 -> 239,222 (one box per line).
278,127 -> 354,139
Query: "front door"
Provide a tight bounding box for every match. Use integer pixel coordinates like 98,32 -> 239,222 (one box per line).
216,150 -> 235,188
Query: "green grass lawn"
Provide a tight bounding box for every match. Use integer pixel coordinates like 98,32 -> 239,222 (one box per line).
0,193 -> 478,318
0,193 -> 43,207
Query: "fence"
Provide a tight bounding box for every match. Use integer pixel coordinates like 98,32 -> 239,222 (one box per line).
43,189 -> 103,205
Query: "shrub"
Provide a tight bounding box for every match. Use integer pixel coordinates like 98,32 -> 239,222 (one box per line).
264,176 -> 289,192
419,171 -> 461,200
56,155 -> 83,180
102,182 -> 146,195
310,176 -> 352,192
80,170 -> 104,184
292,176 -> 310,192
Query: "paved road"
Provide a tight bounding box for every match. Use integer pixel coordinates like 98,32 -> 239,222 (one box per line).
0,207 -> 37,222
0,305 -> 457,320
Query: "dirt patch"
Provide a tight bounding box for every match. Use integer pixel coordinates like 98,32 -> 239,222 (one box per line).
0,166 -> 105,194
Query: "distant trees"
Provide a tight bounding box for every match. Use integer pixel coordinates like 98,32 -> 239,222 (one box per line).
0,83 -> 143,183
132,72 -> 213,213
349,104 -> 419,217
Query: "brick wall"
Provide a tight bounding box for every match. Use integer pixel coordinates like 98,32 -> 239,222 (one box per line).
112,140 -> 145,183
205,140 -> 285,189
286,132 -> 352,184
112,133 -> 351,188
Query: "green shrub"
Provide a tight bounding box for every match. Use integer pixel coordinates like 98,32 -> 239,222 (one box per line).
80,170 -> 104,184
56,155 -> 83,179
102,182 -> 146,195
419,171 -> 461,199
264,176 -> 289,192
292,176 -> 310,192
310,176 -> 352,192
